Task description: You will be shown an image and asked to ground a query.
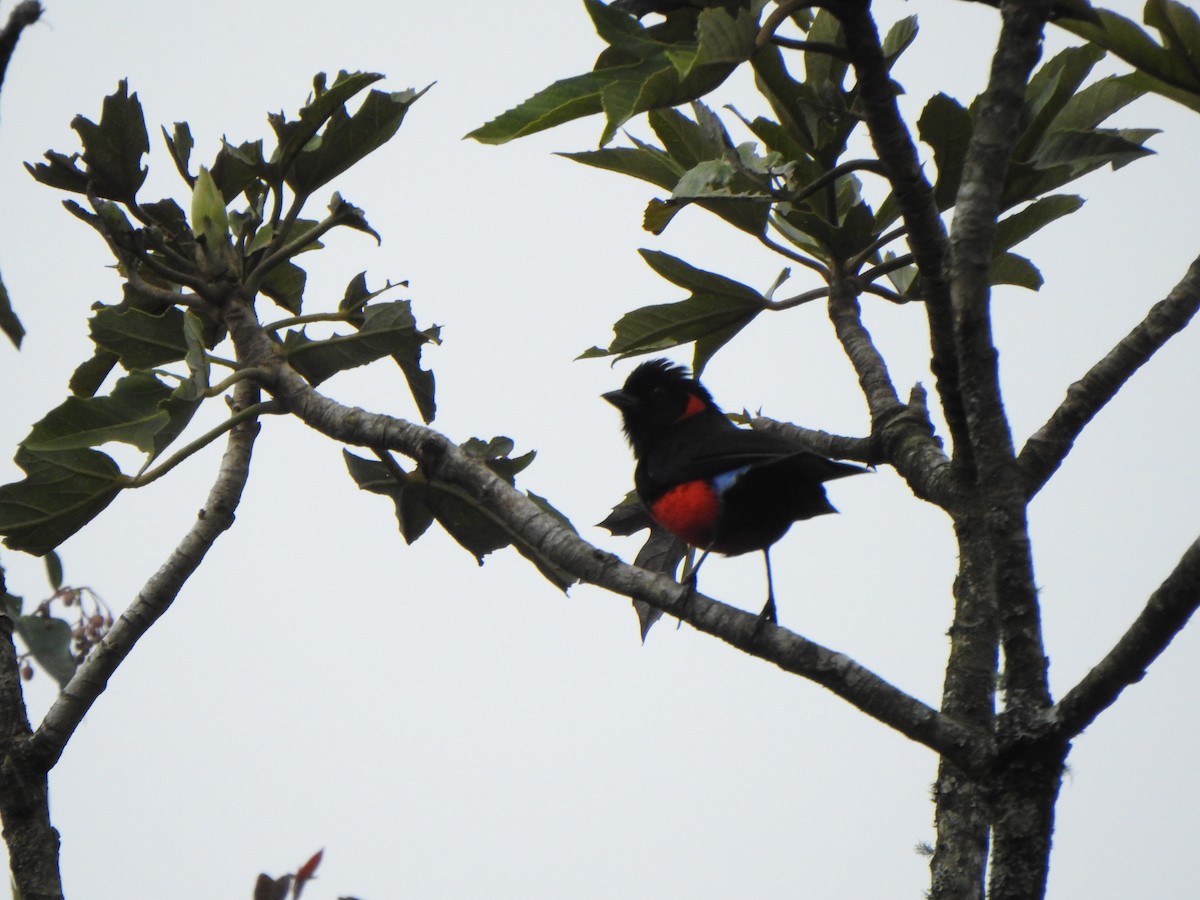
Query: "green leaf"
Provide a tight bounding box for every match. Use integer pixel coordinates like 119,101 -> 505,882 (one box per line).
270,71 -> 386,174
882,16 -> 918,68
1059,3 -> 1200,112
68,80 -> 149,202
24,372 -> 173,454
283,300 -> 439,408
328,193 -> 381,244
260,261 -> 307,315
1014,44 -> 1106,162
804,9 -> 848,90
468,5 -> 746,148
90,306 -> 192,370
1029,127 -> 1156,170
559,144 -> 684,190
343,437 -> 573,589
14,614 -> 76,688
994,194 -> 1083,253
25,150 -> 90,195
211,139 -> 267,201
0,447 -> 125,555
44,551 -> 63,592
0,268 -> 23,348
918,93 -> 973,210
990,252 -> 1043,290
191,166 -> 230,245
581,250 -> 766,372
683,3 -> 761,75
69,350 -> 120,398
285,85 -> 428,196
1048,74 -> 1148,134
162,121 -> 195,184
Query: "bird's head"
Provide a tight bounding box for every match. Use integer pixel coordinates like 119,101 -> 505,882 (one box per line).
603,359 -> 720,453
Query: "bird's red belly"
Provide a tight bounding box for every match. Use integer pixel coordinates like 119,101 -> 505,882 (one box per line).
648,481 -> 719,548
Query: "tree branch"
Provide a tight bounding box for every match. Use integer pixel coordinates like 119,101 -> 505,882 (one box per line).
1018,251 -> 1200,498
223,292 -> 993,773
28,380 -> 262,770
0,1 -> 40,103
0,614 -> 61,898
835,6 -> 972,472
1053,536 -> 1200,739
948,0 -> 1052,720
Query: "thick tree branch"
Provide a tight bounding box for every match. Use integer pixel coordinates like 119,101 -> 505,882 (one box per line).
826,280 -> 960,509
953,3 -> 1058,898
1053,536 -> 1200,739
0,615 -> 61,899
28,381 -> 261,770
835,7 -> 972,473
949,0 -> 1051,719
1019,251 -> 1200,498
0,1 -> 40,103
223,292 -> 993,773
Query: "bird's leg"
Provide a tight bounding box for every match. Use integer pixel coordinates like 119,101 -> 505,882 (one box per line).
754,549 -> 778,635
676,544 -> 714,626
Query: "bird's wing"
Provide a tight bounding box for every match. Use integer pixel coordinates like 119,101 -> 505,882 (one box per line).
642,422 -> 864,488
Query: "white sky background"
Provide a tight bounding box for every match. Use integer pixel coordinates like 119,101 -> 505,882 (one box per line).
0,0 -> 1197,897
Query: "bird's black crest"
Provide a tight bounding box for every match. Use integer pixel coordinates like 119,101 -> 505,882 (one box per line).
622,358 -> 714,406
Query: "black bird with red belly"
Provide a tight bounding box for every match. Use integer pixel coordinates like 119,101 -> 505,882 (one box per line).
604,359 -> 865,625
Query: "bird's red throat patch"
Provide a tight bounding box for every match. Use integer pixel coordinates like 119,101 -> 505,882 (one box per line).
649,480 -> 719,547
678,393 -> 708,419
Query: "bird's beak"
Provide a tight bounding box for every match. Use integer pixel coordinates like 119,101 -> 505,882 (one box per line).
602,389 -> 637,411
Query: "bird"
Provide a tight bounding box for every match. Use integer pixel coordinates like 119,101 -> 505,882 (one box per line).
603,359 -> 866,626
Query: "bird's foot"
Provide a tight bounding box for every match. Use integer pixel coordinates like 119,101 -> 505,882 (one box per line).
752,596 -> 777,638
675,572 -> 698,629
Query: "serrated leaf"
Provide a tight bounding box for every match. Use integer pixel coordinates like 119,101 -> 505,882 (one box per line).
0,447 -> 125,554
469,37 -> 739,147
211,139 -> 267,202
329,193 -> 381,244
90,306 -> 191,369
25,372 -> 174,454
583,250 -> 766,367
284,300 -> 439,405
69,80 -> 149,202
0,269 -> 23,348
285,85 -> 428,196
598,491 -> 653,536
343,437 -> 570,588
25,150 -> 90,194
15,614 -> 75,688
270,71 -> 386,174
633,527 -> 688,640
683,4 -> 760,75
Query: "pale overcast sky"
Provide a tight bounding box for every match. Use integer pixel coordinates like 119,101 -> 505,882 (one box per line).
0,1 -> 1197,897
